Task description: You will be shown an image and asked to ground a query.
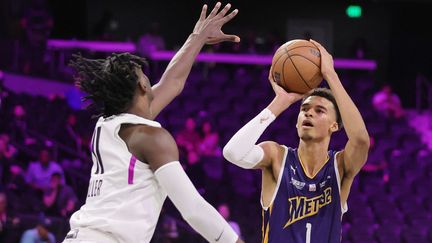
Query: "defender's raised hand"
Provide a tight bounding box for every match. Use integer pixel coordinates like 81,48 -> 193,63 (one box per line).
193,2 -> 240,44
149,3 -> 240,119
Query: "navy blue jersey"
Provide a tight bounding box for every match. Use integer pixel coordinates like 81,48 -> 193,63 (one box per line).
262,146 -> 346,243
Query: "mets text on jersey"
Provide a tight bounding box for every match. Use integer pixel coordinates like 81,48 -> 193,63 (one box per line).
284,187 -> 332,227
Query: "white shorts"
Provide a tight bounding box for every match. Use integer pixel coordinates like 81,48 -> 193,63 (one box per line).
63,228 -> 118,243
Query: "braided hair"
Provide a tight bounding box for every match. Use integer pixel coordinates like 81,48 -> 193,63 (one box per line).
70,53 -> 148,118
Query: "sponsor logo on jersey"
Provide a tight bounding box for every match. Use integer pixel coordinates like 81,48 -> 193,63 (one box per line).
291,178 -> 305,190
319,180 -> 327,188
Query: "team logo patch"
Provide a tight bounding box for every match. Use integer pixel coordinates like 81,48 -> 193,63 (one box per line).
309,184 -> 316,192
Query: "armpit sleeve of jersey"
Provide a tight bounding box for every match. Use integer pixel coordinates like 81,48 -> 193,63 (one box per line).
155,161 -> 238,243
223,108 -> 276,169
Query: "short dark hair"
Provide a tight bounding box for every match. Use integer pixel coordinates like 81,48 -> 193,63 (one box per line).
302,88 -> 343,129
69,53 -> 148,118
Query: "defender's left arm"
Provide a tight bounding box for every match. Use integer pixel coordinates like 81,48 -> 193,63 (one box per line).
150,3 -> 239,119
311,40 -> 370,180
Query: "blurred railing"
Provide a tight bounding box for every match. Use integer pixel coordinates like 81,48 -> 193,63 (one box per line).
46,39 -> 377,69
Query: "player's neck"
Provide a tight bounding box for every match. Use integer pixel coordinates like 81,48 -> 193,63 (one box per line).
127,107 -> 151,120
298,140 -> 329,178
127,97 -> 152,119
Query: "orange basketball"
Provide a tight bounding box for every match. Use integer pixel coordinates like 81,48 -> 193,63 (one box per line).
271,39 -> 323,94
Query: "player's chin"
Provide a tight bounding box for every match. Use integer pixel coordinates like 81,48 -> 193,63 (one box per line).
299,131 -> 313,141
299,126 -> 314,132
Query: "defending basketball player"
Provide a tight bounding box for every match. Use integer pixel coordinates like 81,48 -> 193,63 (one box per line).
223,40 -> 370,243
63,3 -> 244,243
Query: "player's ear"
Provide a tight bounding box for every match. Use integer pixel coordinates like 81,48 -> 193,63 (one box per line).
137,79 -> 148,94
330,121 -> 338,132
135,67 -> 149,94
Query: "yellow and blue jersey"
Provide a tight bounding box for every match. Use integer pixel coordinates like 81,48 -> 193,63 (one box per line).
262,146 -> 346,243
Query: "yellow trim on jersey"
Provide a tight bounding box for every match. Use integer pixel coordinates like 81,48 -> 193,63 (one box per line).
297,150 -> 330,179
261,209 -> 265,241
263,221 -> 270,243
262,205 -> 273,243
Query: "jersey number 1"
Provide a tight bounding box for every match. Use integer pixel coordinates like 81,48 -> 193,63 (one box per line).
305,223 -> 312,243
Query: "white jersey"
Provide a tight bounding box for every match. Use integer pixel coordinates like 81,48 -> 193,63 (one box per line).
69,113 -> 167,243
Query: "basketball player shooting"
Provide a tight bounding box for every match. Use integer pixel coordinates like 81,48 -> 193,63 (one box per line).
63,3 -> 244,243
223,40 -> 370,243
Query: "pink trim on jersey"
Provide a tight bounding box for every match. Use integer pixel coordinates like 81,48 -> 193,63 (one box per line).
128,155 -> 137,184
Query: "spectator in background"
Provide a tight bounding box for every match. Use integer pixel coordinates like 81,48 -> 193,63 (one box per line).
176,118 -> 205,187
0,192 -> 22,243
351,38 -> 368,59
0,135 -> 30,211
57,114 -> 82,155
26,149 -> 64,192
11,105 -> 27,142
4,164 -> 32,212
198,121 -> 221,157
0,134 -> 17,160
359,136 -> 389,190
372,84 -> 404,119
264,30 -> 283,54
0,134 -> 17,181
16,1 -> 53,76
20,214 -> 55,243
137,22 -> 166,57
92,10 -> 119,41
218,203 -> 241,238
176,117 -> 201,163
43,172 -> 77,218
0,70 -> 7,112
160,213 -> 179,243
